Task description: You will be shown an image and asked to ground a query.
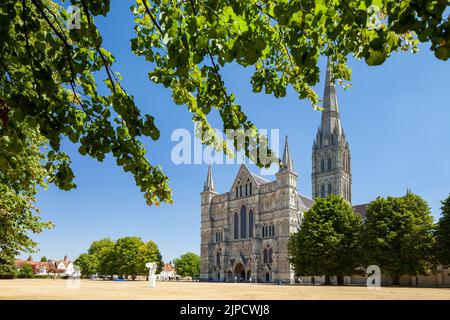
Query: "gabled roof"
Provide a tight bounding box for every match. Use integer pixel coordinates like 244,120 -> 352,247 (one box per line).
15,257 -> 73,273
163,262 -> 175,272
251,172 -> 270,185
352,204 -> 368,219
230,164 -> 266,192
296,196 -> 367,217
298,194 -> 314,209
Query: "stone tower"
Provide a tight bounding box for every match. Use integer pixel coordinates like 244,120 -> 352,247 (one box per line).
200,165 -> 217,280
312,60 -> 352,203
276,136 -> 298,214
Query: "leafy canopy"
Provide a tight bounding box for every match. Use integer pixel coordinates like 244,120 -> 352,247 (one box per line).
0,122 -> 53,258
75,237 -> 162,277
74,252 -> 99,277
114,236 -> 163,276
18,263 -> 35,278
0,255 -> 17,279
1,0 -> 448,210
87,238 -> 117,276
360,192 -> 436,280
173,251 -> 200,277
1,0 -> 170,207
288,194 -> 362,280
436,194 -> 450,267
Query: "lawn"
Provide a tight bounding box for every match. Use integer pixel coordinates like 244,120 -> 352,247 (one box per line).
0,279 -> 449,300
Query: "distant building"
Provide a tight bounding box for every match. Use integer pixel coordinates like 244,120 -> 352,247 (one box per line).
16,255 -> 75,276
158,262 -> 176,281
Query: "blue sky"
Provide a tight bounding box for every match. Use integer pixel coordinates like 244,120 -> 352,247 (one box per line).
23,1 -> 450,262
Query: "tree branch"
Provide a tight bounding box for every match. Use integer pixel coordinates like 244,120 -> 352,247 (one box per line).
22,0 -> 38,90
142,0 -> 164,34
30,0 -> 83,107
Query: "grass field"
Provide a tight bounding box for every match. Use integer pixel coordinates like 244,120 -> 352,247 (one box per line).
0,279 -> 449,300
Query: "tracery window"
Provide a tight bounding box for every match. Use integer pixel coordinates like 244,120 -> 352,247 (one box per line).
240,206 -> 247,238
234,213 -> 239,239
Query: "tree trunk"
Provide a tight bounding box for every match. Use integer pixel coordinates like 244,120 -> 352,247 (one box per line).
324,275 -> 332,285
392,275 -> 400,286
337,276 -> 344,285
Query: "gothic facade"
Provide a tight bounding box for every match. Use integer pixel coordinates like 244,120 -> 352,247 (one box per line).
200,61 -> 362,283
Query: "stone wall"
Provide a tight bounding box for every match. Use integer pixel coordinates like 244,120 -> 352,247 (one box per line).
298,267 -> 450,287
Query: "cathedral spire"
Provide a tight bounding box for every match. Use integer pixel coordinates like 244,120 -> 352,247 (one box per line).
203,165 -> 215,192
321,58 -> 342,137
280,135 -> 294,172
311,58 -> 352,203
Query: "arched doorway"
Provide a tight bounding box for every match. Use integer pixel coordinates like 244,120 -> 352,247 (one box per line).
227,271 -> 232,282
234,263 -> 245,282
265,272 -> 270,282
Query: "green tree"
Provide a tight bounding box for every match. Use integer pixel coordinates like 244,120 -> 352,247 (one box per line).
88,238 -> 116,278
74,253 -> 99,278
114,236 -> 146,280
0,255 -> 17,279
361,192 -> 436,285
174,252 -> 200,278
436,194 -> 450,267
1,0 -> 449,262
138,240 -> 163,276
18,263 -> 34,278
0,123 -> 53,258
288,194 -> 362,285
40,256 -> 47,262
1,0 -> 171,207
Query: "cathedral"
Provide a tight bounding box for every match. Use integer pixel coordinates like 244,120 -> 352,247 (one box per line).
200,61 -> 366,283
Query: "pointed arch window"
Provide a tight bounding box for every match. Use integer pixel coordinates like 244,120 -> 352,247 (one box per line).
268,248 -> 273,264
327,158 -> 332,171
245,184 -> 248,196
320,184 -> 325,198
249,183 -> 252,195
239,185 -> 242,197
248,210 -> 254,238
234,213 -> 239,239
235,186 -> 238,198
240,206 -> 247,238
328,183 -> 332,195
321,159 -> 325,172
263,248 -> 268,263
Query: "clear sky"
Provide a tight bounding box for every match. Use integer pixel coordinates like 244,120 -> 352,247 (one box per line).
23,1 -> 450,263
